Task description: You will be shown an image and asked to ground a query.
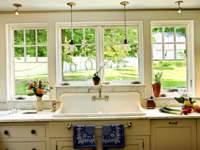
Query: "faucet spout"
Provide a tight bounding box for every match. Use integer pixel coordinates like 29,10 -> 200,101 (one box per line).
91,85 -> 109,101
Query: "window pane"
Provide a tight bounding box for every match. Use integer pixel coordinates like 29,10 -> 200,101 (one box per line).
61,28 -> 96,81
164,27 -> 174,43
38,46 -> 47,57
26,47 -> 36,62
152,60 -> 187,96
15,47 -> 24,57
26,47 -> 36,57
73,29 -> 83,44
13,28 -> 48,97
164,44 -> 174,59
153,44 -> 162,60
152,25 -> 188,97
152,27 -> 162,43
26,30 -> 36,45
15,62 -> 48,96
62,29 -> 71,44
176,27 -> 186,42
14,30 -> 24,45
85,28 -> 95,44
37,29 -> 47,44
104,27 -> 139,82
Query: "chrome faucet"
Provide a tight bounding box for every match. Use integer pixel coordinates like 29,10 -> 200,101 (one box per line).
89,85 -> 109,101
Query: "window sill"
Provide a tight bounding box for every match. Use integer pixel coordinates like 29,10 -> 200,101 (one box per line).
12,95 -> 53,102
56,83 -> 145,89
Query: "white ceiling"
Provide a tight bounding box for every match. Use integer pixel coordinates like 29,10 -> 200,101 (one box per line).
0,0 -> 200,11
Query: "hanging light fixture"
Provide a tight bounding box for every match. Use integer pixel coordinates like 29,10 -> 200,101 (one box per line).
175,1 -> 183,14
67,2 -> 76,52
13,3 -> 22,16
120,1 -> 130,50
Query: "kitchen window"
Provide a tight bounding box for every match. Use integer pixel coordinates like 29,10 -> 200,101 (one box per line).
61,27 -> 96,82
151,21 -> 194,97
56,22 -> 143,85
103,26 -> 139,83
7,24 -> 48,100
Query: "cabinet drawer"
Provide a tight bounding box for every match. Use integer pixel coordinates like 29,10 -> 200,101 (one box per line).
0,142 -> 45,150
48,120 -> 150,137
0,125 -> 46,138
151,119 -> 196,127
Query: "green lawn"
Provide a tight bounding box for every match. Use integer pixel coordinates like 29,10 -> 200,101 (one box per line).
16,61 -> 186,95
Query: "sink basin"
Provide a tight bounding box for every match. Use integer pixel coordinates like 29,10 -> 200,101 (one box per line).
53,92 -> 145,117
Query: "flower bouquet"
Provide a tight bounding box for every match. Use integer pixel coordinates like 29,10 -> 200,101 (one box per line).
28,80 -> 49,111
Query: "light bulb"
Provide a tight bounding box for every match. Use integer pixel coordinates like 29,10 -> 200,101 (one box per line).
15,10 -> 19,16
122,43 -> 130,51
177,8 -> 182,14
68,39 -> 75,52
13,3 -> 22,16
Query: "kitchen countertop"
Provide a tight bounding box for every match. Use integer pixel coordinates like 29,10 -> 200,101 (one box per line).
0,109 -> 200,122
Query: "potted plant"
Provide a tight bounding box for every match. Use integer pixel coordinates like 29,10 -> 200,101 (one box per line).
152,72 -> 163,97
93,73 -> 101,85
92,63 -> 106,85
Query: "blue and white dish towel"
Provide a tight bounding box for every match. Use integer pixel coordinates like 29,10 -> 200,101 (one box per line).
102,124 -> 125,149
73,125 -> 96,149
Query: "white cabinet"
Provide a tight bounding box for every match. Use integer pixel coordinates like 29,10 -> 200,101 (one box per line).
0,142 -> 46,150
151,119 -> 196,150
51,137 -> 146,150
0,123 -> 47,150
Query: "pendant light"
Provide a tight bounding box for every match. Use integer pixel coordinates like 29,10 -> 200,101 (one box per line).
67,2 -> 76,52
13,3 -> 22,16
175,1 -> 183,14
120,1 -> 130,50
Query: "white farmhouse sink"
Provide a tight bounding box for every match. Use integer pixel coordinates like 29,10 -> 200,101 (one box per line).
53,92 -> 145,117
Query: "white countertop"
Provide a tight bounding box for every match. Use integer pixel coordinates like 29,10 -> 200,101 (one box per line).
0,109 -> 200,122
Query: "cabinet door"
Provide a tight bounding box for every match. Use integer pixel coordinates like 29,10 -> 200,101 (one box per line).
0,142 -> 46,150
197,119 -> 200,150
151,120 -> 196,150
56,140 -> 72,150
54,138 -> 144,150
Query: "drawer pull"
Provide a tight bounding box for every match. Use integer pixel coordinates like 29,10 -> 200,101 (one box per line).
31,129 -> 36,135
32,148 -> 36,150
168,121 -> 178,125
5,148 -> 8,150
4,130 -> 9,135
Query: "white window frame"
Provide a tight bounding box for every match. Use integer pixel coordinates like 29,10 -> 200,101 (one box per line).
6,23 -> 49,100
150,20 -> 195,97
56,21 -> 144,85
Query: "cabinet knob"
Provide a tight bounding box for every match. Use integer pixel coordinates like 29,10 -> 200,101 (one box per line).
5,148 -> 8,150
4,130 -> 9,135
31,129 -> 36,135
32,148 -> 36,150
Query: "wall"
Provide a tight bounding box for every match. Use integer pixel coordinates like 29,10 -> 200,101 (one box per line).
0,10 -> 200,101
